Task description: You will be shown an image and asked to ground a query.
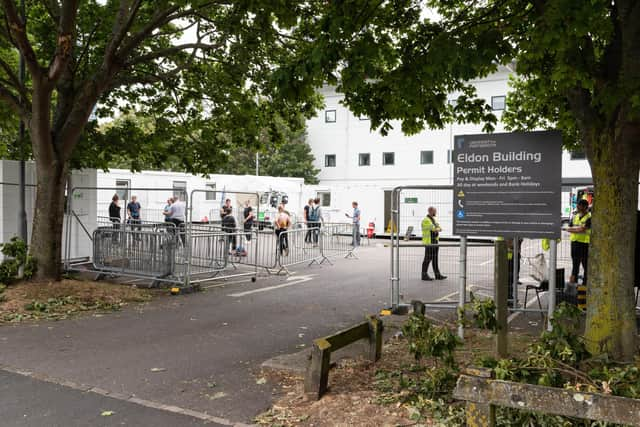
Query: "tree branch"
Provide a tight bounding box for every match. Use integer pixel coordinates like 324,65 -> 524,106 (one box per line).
103,0 -> 142,66
0,81 -> 27,117
123,42 -> 221,68
0,55 -> 27,98
47,0 -> 78,82
0,0 -> 42,79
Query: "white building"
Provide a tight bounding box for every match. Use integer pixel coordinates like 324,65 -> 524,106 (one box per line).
305,67 -> 593,234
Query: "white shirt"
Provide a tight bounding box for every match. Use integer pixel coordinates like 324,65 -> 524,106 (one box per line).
169,200 -> 186,221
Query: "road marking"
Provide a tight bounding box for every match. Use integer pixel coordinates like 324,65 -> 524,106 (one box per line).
202,279 -> 252,289
0,364 -> 251,427
478,259 -> 493,266
228,275 -> 316,297
435,291 -> 459,302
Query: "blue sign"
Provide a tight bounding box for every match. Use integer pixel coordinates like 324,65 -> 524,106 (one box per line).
456,210 -> 465,219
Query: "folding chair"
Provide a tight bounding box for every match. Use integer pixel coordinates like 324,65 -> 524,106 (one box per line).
524,268 -> 565,318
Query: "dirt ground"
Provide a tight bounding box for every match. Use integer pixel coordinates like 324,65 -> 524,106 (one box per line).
0,279 -> 153,323
255,326 -> 536,427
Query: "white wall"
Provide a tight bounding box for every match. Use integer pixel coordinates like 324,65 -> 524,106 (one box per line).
0,160 -> 96,260
96,170 -> 306,222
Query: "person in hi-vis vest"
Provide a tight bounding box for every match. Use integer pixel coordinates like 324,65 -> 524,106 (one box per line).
421,207 -> 447,281
567,199 -> 591,285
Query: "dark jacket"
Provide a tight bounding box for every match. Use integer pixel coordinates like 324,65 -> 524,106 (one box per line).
109,202 -> 121,221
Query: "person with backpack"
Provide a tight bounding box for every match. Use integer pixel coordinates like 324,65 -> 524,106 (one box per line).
308,198 -> 322,245
304,198 -> 314,243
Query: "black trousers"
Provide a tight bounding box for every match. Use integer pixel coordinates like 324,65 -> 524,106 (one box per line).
571,241 -> 589,285
276,228 -> 288,254
421,245 -> 441,277
168,218 -> 185,244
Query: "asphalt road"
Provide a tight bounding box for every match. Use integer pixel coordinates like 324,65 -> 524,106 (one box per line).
0,240 -> 544,425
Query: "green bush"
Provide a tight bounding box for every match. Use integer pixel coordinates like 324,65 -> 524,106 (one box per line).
402,313 -> 461,368
0,237 -> 37,285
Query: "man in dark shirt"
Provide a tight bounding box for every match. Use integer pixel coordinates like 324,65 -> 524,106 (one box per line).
109,194 -> 121,242
127,195 -> 142,239
221,206 -> 237,251
243,201 -> 254,241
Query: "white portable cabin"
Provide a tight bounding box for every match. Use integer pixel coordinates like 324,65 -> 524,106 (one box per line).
96,169 -> 306,223
0,159 -> 97,261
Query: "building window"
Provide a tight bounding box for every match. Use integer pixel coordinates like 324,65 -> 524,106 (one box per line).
447,149 -> 453,164
325,109 -> 336,123
491,95 -> 506,111
382,152 -> 395,166
420,150 -> 434,165
317,192 -> 331,207
205,183 -> 216,200
173,181 -> 187,200
115,180 -> 130,202
358,153 -> 370,166
325,154 -> 336,167
570,151 -> 587,160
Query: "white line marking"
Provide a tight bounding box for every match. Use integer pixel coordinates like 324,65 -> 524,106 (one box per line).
479,259 -> 493,266
435,291 -> 459,302
202,279 -> 252,289
229,276 -> 315,297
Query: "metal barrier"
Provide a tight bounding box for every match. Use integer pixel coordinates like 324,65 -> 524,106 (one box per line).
93,226 -> 176,281
274,227 -> 323,273
320,223 -> 358,261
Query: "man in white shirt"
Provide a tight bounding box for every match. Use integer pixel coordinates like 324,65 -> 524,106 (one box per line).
165,197 -> 186,243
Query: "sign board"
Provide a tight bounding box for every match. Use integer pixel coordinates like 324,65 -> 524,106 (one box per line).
453,130 -> 562,238
404,197 -> 418,204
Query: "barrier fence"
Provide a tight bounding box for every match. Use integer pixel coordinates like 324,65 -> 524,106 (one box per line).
63,186 -> 360,287
390,185 -> 566,336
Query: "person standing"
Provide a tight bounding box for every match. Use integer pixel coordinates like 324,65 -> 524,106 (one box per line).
162,198 -> 173,223
127,195 -> 142,239
304,198 -> 314,243
345,201 -> 361,247
567,199 -> 591,285
167,196 -> 186,243
109,194 -> 121,241
275,205 -> 291,256
220,198 -> 232,219
309,197 -> 323,245
421,207 -> 446,281
243,200 -> 254,241
221,206 -> 237,252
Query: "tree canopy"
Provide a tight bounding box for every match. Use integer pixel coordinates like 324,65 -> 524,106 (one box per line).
0,0 -> 321,277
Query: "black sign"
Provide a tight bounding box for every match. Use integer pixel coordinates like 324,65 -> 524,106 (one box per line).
453,131 -> 562,238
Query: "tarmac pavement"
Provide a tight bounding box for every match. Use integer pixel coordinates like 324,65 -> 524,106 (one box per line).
0,240 -> 547,426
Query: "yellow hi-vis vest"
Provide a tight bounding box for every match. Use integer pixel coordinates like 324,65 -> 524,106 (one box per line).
570,212 -> 591,244
422,216 -> 436,245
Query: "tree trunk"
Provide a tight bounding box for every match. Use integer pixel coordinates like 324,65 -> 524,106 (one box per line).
30,156 -> 68,281
584,128 -> 639,360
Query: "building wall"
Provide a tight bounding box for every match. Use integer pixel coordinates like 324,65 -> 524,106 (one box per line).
0,160 -> 97,260
96,170 -> 306,223
305,69 -> 594,234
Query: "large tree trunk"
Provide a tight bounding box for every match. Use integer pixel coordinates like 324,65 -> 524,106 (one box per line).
30,156 -> 68,280
584,127 -> 640,360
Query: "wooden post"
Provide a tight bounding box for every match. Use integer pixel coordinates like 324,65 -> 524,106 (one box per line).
367,315 -> 383,362
495,239 -> 508,358
304,339 -> 331,399
462,367 -> 495,427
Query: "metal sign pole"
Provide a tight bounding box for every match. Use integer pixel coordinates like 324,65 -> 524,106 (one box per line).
512,236 -> 519,308
547,238 -> 557,331
458,235 -> 467,339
